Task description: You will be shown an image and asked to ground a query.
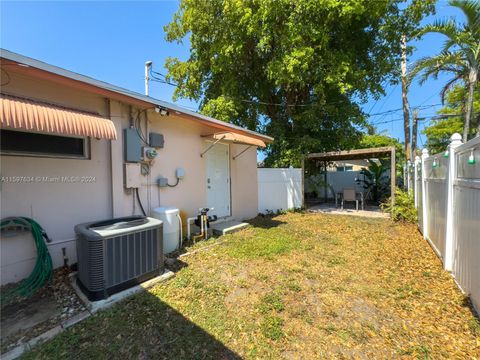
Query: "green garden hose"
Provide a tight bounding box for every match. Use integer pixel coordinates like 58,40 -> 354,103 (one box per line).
1,217 -> 53,306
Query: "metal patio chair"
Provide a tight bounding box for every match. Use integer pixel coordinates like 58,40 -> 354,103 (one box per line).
341,188 -> 358,211
328,184 -> 340,207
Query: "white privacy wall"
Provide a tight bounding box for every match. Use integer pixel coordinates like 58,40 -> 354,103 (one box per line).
258,168 -> 302,213
305,171 -> 366,199
327,172 -> 364,194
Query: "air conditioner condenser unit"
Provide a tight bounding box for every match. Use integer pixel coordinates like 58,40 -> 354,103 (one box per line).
75,216 -> 163,301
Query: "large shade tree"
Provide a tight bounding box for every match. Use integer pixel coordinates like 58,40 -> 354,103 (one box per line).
410,0 -> 480,142
164,0 -> 434,166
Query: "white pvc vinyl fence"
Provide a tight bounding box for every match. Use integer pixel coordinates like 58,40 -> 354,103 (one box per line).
414,134 -> 480,313
423,155 -> 449,258
258,168 -> 302,213
452,138 -> 480,313
414,160 -> 423,231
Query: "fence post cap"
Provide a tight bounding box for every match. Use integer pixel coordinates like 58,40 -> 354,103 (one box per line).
415,155 -> 421,162
422,148 -> 429,156
449,132 -> 463,146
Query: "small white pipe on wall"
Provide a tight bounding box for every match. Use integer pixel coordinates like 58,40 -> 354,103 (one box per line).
187,217 -> 196,240
145,61 -> 152,96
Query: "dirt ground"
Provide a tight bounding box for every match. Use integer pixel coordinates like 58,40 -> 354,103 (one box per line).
1,268 -> 85,354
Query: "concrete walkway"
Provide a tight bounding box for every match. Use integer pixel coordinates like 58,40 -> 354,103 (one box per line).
308,204 -> 389,218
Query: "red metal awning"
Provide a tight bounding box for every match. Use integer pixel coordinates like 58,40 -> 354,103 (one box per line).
0,93 -> 117,140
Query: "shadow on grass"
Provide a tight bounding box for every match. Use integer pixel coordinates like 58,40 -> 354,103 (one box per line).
165,257 -> 189,273
22,289 -> 242,360
248,215 -> 286,229
461,296 -> 480,324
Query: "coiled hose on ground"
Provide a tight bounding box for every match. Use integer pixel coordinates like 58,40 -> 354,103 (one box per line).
1,217 -> 53,306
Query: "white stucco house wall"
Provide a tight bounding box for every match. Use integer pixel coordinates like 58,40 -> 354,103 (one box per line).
0,49 -> 273,285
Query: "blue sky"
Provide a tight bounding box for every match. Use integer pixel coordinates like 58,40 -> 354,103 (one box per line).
0,0 -> 464,153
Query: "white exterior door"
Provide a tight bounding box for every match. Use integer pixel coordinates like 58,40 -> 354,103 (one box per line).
205,142 -> 231,218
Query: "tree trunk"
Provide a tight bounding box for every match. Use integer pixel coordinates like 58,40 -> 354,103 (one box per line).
464,69 -> 478,142
401,35 -> 411,161
411,108 -> 418,156
476,111 -> 480,136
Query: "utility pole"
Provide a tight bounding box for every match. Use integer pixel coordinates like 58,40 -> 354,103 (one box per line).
401,34 -> 411,162
411,108 -> 418,157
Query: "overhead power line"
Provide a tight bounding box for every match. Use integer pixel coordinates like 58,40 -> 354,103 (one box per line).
369,83 -> 399,116
149,69 -> 178,87
368,103 -> 442,117
145,69 -> 444,117
371,112 -> 476,125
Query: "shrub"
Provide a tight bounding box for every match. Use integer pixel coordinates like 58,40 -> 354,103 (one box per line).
359,159 -> 391,203
381,188 -> 417,223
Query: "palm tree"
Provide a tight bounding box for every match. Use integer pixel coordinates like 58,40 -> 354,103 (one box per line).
359,159 -> 391,203
410,0 -> 479,142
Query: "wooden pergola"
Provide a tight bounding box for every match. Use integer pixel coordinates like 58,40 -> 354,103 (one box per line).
303,146 -> 396,207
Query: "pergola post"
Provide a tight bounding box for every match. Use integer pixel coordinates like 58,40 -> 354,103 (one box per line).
323,161 -> 328,202
390,146 -> 396,209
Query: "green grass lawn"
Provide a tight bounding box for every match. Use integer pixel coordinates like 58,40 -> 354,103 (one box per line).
23,213 -> 480,359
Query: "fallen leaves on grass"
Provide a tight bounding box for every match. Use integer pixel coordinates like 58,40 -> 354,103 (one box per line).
22,213 -> 480,359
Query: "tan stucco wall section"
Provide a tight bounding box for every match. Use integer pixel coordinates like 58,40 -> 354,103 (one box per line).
230,144 -> 259,220
1,71 -> 114,283
109,110 -> 259,221
1,71 -> 260,284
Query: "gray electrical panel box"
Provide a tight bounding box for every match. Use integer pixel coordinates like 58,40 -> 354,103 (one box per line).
176,168 -> 185,179
124,128 -> 142,162
124,163 -> 141,188
149,132 -> 164,148
157,177 -> 168,187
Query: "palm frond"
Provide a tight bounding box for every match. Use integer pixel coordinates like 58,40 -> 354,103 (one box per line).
440,75 -> 464,104
442,32 -> 477,53
417,19 -> 460,40
410,52 -> 466,84
449,0 -> 480,34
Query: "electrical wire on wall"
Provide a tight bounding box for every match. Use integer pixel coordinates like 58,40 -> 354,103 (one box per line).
134,108 -> 150,146
132,187 -> 136,215
141,164 -> 151,176
167,177 -> 180,187
135,188 -> 147,216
